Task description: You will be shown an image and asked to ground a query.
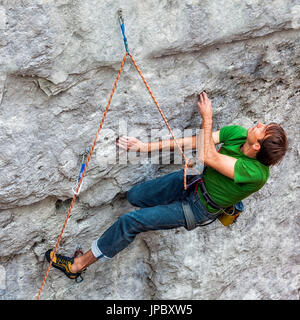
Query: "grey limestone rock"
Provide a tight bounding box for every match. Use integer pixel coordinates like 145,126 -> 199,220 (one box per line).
0,0 -> 299,300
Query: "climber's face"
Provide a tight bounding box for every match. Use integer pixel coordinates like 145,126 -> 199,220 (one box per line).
246,123 -> 269,152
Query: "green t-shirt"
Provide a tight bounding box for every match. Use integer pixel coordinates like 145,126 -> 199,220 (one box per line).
198,125 -> 270,213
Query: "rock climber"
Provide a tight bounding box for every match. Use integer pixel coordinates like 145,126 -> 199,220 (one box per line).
45,92 -> 288,281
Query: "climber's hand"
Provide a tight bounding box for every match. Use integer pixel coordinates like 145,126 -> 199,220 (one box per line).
197,92 -> 212,120
116,136 -> 147,152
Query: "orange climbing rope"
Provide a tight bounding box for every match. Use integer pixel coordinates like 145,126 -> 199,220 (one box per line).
128,53 -> 201,185
37,24 -> 201,300
36,52 -> 128,300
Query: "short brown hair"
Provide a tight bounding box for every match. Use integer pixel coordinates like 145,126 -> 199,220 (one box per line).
256,123 -> 288,166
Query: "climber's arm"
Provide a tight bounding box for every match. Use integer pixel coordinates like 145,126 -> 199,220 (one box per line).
198,92 -> 236,180
147,132 -> 220,151
116,131 -> 220,152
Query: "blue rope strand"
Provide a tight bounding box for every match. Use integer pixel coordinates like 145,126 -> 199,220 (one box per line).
120,23 -> 129,52
118,10 -> 129,53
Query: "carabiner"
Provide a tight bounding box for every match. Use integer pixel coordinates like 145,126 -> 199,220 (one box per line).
118,9 -> 124,26
73,244 -> 84,258
72,148 -> 90,195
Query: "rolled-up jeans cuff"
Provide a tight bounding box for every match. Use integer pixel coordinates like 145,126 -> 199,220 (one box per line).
91,240 -> 111,262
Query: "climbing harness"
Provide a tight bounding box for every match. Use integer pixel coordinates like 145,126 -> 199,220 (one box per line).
37,9 -> 201,300
183,168 -> 244,229
72,148 -> 90,195
197,175 -> 244,226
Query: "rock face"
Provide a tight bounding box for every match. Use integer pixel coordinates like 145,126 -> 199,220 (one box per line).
0,0 -> 299,300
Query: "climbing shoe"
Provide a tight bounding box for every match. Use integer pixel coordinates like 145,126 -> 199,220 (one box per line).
45,249 -> 82,281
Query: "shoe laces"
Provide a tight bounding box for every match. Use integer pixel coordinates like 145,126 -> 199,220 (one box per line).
56,254 -> 71,267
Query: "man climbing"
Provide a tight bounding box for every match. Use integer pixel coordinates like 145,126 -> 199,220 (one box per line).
45,92 -> 288,281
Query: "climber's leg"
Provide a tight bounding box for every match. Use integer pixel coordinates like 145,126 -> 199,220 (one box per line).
126,169 -> 191,208
46,181 -> 214,275
91,200 -> 187,261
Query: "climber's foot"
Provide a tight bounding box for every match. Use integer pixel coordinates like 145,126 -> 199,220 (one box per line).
45,249 -> 82,280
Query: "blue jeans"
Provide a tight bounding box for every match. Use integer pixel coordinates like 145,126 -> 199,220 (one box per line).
91,169 -> 218,261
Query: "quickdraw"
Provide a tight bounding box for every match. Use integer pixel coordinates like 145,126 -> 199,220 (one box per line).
72,148 -> 90,195
118,9 -> 129,52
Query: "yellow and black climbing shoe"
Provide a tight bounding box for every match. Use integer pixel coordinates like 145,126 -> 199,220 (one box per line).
45,249 -> 82,281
